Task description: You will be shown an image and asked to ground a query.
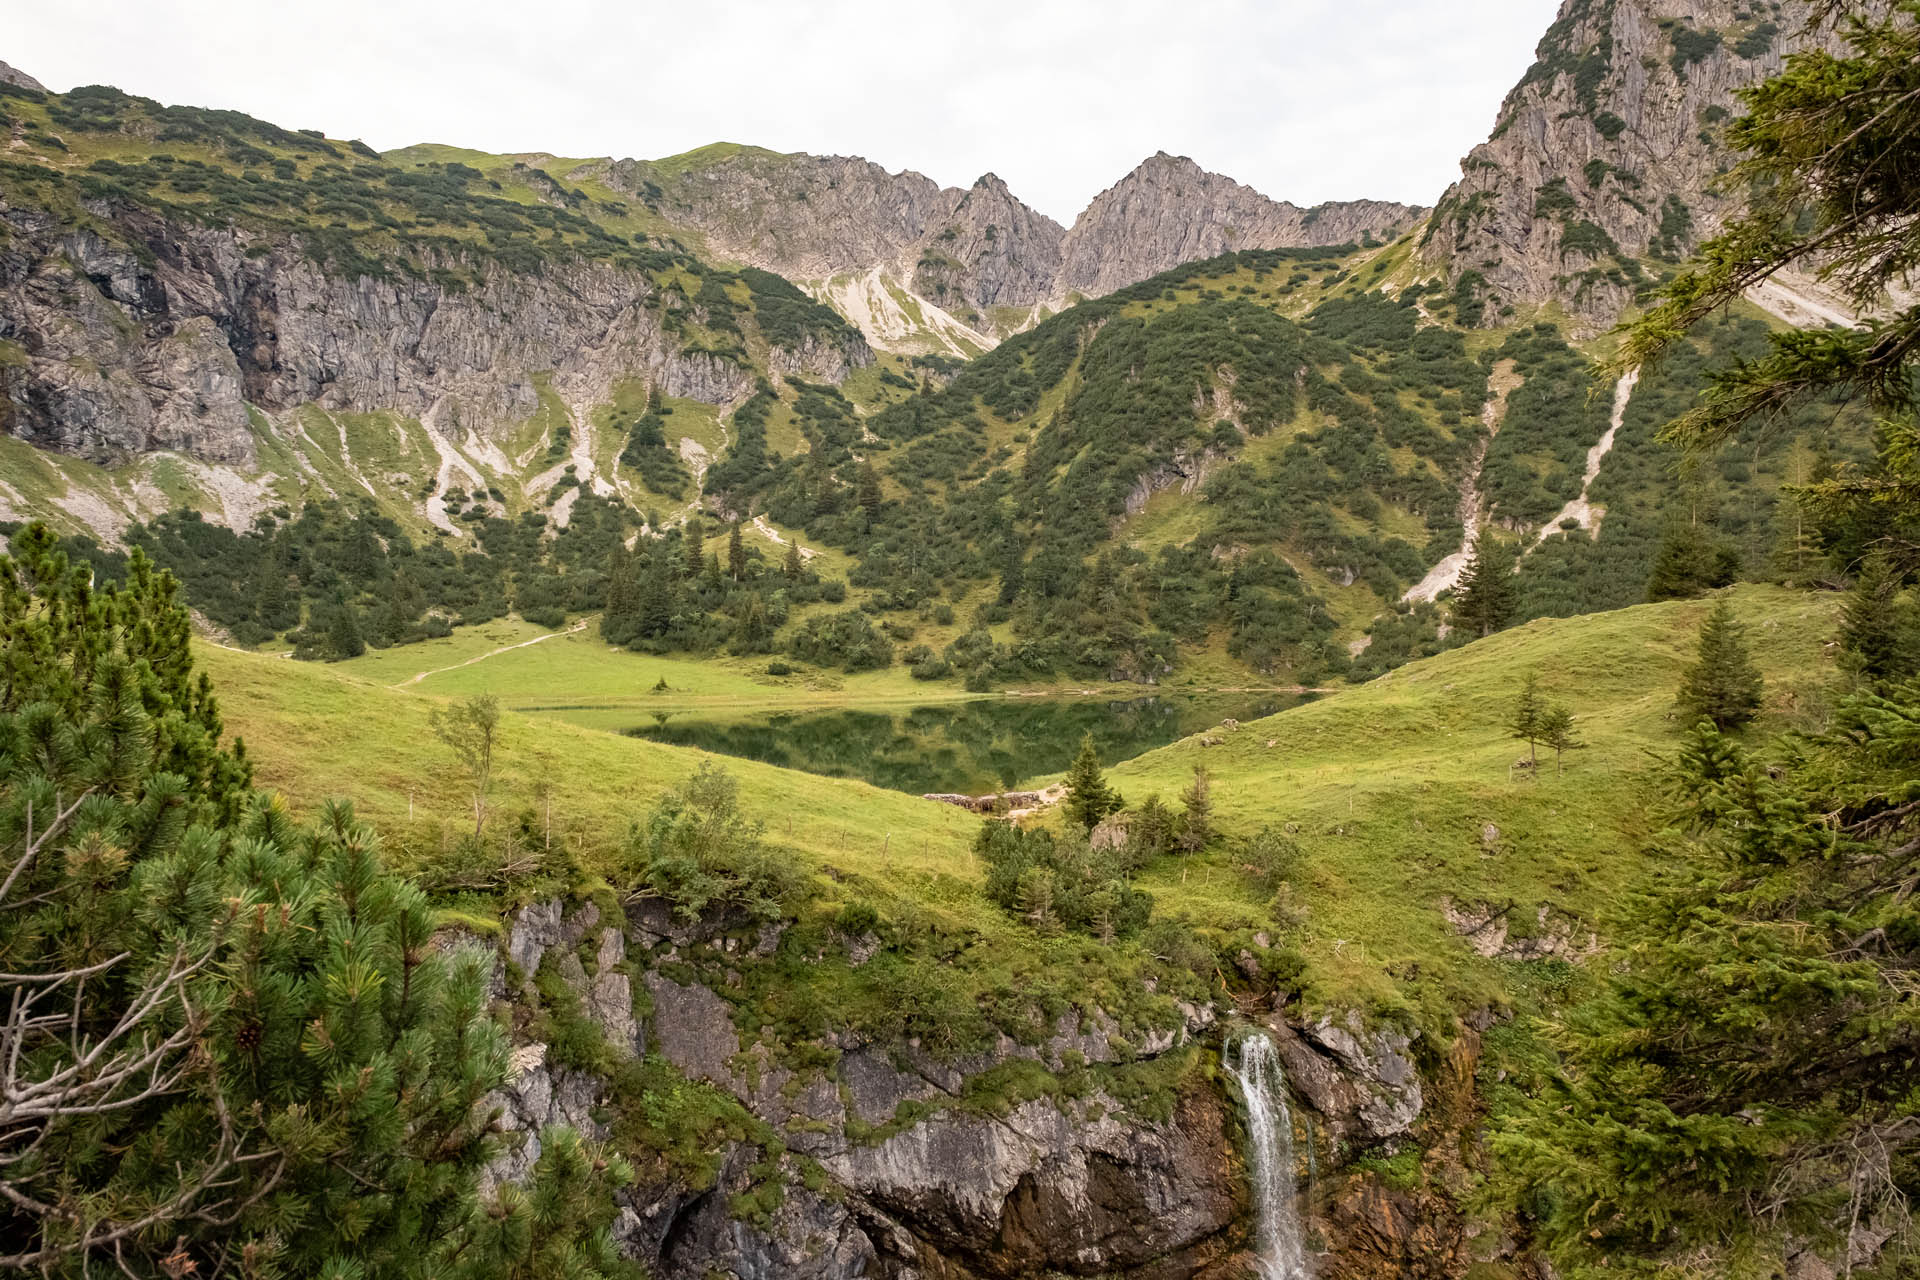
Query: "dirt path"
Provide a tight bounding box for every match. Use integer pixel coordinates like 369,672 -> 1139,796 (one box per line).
1403,358 -> 1522,604
1527,367 -> 1639,549
392,619 -> 589,688
751,514 -> 818,560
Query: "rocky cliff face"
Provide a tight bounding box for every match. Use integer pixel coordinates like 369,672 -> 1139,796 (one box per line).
1059,153 -> 1422,301
0,201 -> 867,467
604,149 -> 959,282
908,173 -> 1065,321
0,60 -> 42,92
599,146 -> 1418,351
1419,0 -> 1838,331
486,896 -> 1480,1280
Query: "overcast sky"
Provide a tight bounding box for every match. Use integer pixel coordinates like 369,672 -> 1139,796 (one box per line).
7,0 -> 1559,221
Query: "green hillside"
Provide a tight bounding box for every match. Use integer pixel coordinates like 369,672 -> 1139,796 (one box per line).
203,583 -> 1842,1036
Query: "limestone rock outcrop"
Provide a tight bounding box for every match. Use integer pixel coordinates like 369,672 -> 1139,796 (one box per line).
0,61 -> 44,92
1419,0 -> 1840,331
1059,152 -> 1420,301
597,146 -> 1419,347
0,203 -> 868,466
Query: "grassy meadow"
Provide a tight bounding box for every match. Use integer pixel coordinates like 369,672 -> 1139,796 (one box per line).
202,583 -> 1844,1036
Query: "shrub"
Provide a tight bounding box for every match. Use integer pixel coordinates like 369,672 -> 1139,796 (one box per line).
623,762 -> 812,921
789,609 -> 893,671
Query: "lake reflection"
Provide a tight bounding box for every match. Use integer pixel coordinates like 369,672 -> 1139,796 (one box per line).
619,693 -> 1307,795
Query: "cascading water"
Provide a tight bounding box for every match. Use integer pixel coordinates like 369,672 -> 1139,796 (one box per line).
1224,1028 -> 1311,1280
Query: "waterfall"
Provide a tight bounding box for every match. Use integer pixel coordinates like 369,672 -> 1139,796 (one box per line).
1225,1028 -> 1311,1280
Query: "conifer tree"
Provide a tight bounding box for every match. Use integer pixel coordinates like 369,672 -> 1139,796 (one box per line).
783,539 -> 803,578
1508,670 -> 1545,768
1840,551 -> 1917,684
1537,703 -> 1581,775
1499,702 -> 1920,1270
1126,795 -> 1176,866
1521,10 -> 1920,1267
637,557 -> 674,640
856,461 -> 884,529
1645,517 -> 1712,601
1177,766 -> 1212,865
1677,598 -> 1763,731
0,523 -> 620,1277
1062,733 -> 1121,831
682,516 -> 705,578
1451,532 -> 1514,638
602,540 -> 637,640
328,595 -> 366,659
727,520 -> 746,581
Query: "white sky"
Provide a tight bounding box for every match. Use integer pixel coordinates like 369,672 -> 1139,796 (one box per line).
6,0 -> 1561,221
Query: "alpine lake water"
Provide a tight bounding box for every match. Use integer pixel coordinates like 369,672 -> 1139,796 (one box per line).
566,691 -> 1311,796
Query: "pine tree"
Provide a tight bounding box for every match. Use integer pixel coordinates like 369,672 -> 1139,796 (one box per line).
1840,551 -> 1917,683
450,1128 -> 642,1280
0,523 -> 628,1277
1062,734 -> 1121,831
1452,532 -> 1514,638
1508,670 -> 1545,768
727,520 -> 746,581
783,539 -> 803,578
1677,597 -> 1763,731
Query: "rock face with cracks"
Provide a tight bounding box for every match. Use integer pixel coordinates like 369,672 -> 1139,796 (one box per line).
479,897 -> 1484,1280
0,205 -> 869,466
1419,0 -> 1843,332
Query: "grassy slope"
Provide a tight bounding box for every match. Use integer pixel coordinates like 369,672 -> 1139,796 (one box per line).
205,584 -> 1842,1042
200,639 -> 985,903
1101,585 -> 1836,1033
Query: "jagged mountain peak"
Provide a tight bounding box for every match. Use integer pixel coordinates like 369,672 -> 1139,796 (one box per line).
1419,0 -> 1844,332
0,59 -> 45,92
1058,153 -> 1424,300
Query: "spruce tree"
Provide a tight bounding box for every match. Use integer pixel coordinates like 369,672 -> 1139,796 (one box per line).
727,520 -> 746,581
637,558 -> 674,639
1062,733 -> 1121,831
1538,703 -> 1581,775
1525,12 -> 1920,1268
1677,597 -> 1763,731
783,539 -> 803,578
1508,670 -> 1545,768
856,461 -> 883,529
1452,532 -> 1514,638
1177,766 -> 1212,863
682,516 -> 705,578
602,540 -> 637,641
1647,517 -> 1711,601
328,596 -> 366,659
1840,551 -> 1917,683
